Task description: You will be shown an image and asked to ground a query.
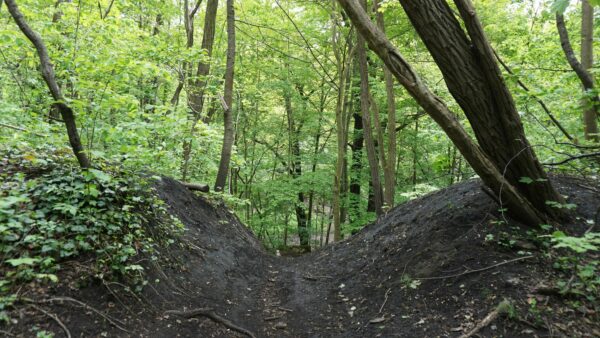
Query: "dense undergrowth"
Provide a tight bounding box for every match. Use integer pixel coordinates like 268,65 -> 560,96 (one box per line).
0,145 -> 184,322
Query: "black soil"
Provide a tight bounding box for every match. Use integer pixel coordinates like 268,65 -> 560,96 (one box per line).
4,176 -> 600,337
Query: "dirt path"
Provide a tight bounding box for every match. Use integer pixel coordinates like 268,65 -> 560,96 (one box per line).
5,176 -> 600,337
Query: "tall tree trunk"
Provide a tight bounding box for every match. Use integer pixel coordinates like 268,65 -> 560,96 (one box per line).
182,0 -> 219,180
357,0 -> 383,216
349,79 -> 364,225
374,0 -> 396,208
283,90 -> 309,247
336,0 -> 551,225
6,0 -> 90,169
331,3 -> 354,241
580,1 -> 598,142
214,0 -> 236,192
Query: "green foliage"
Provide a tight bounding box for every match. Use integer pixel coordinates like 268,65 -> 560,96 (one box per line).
0,145 -> 183,316
548,231 -> 600,300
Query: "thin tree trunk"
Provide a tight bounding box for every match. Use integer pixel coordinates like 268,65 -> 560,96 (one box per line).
374,0 -> 396,208
336,0 -> 548,225
182,0 -> 219,180
357,0 -> 383,216
6,0 -> 90,169
283,90 -> 309,247
349,71 -> 364,225
331,2 -> 354,242
214,0 -> 236,191
580,1 -> 598,142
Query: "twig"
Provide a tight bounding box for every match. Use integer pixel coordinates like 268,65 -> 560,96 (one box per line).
416,256 -> 534,281
29,304 -> 71,338
264,315 -> 282,321
0,122 -> 45,137
165,308 -> 256,338
544,152 -> 600,166
459,300 -> 511,338
378,288 -> 391,314
24,297 -> 129,333
302,274 -> 333,281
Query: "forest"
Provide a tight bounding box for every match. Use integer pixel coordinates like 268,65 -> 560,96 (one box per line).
0,0 -> 599,336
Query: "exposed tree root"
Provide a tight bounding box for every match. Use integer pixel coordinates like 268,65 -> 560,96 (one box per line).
165,308 -> 256,338
28,304 -> 72,338
22,297 -> 129,333
459,299 -> 512,338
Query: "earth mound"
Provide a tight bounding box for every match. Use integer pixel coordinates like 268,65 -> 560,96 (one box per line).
4,176 -> 599,337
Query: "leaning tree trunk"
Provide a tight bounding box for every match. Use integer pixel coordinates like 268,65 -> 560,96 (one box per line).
5,0 -> 90,169
395,0 -> 565,219
214,0 -> 236,192
336,0 -> 551,226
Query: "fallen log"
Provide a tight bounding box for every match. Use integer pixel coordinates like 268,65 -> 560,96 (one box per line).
181,182 -> 210,192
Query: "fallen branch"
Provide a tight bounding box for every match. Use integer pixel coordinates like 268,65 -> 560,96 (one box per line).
23,297 -> 129,333
459,299 -> 512,338
416,256 -> 534,281
29,304 -> 71,338
165,308 -> 256,338
378,288 -> 391,314
0,122 -> 46,137
181,182 -> 210,192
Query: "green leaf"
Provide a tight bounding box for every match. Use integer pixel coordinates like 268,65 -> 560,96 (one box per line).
88,169 -> 111,182
6,257 -> 40,267
590,0 -> 600,6
519,177 -> 534,184
551,0 -> 570,13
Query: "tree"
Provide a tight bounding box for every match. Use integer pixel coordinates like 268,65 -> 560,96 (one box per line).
215,0 -> 236,192
555,1 -> 599,142
182,0 -> 219,181
374,0 -> 397,209
5,0 -> 90,169
356,0 -> 383,216
336,0 -> 558,225
397,0 -> 565,220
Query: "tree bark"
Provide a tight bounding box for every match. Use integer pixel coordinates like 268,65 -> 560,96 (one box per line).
336,0 -> 548,225
5,0 -> 90,169
579,1 -> 599,142
214,0 -> 236,192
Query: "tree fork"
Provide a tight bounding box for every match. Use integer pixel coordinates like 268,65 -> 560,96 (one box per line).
336,0 -> 547,225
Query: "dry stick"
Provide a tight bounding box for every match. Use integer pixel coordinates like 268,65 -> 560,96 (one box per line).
26,297 -> 129,333
165,308 -> 256,338
416,255 -> 534,281
544,151 -> 600,166
378,288 -> 391,314
29,304 -> 72,338
458,300 -> 512,338
0,122 -> 46,137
